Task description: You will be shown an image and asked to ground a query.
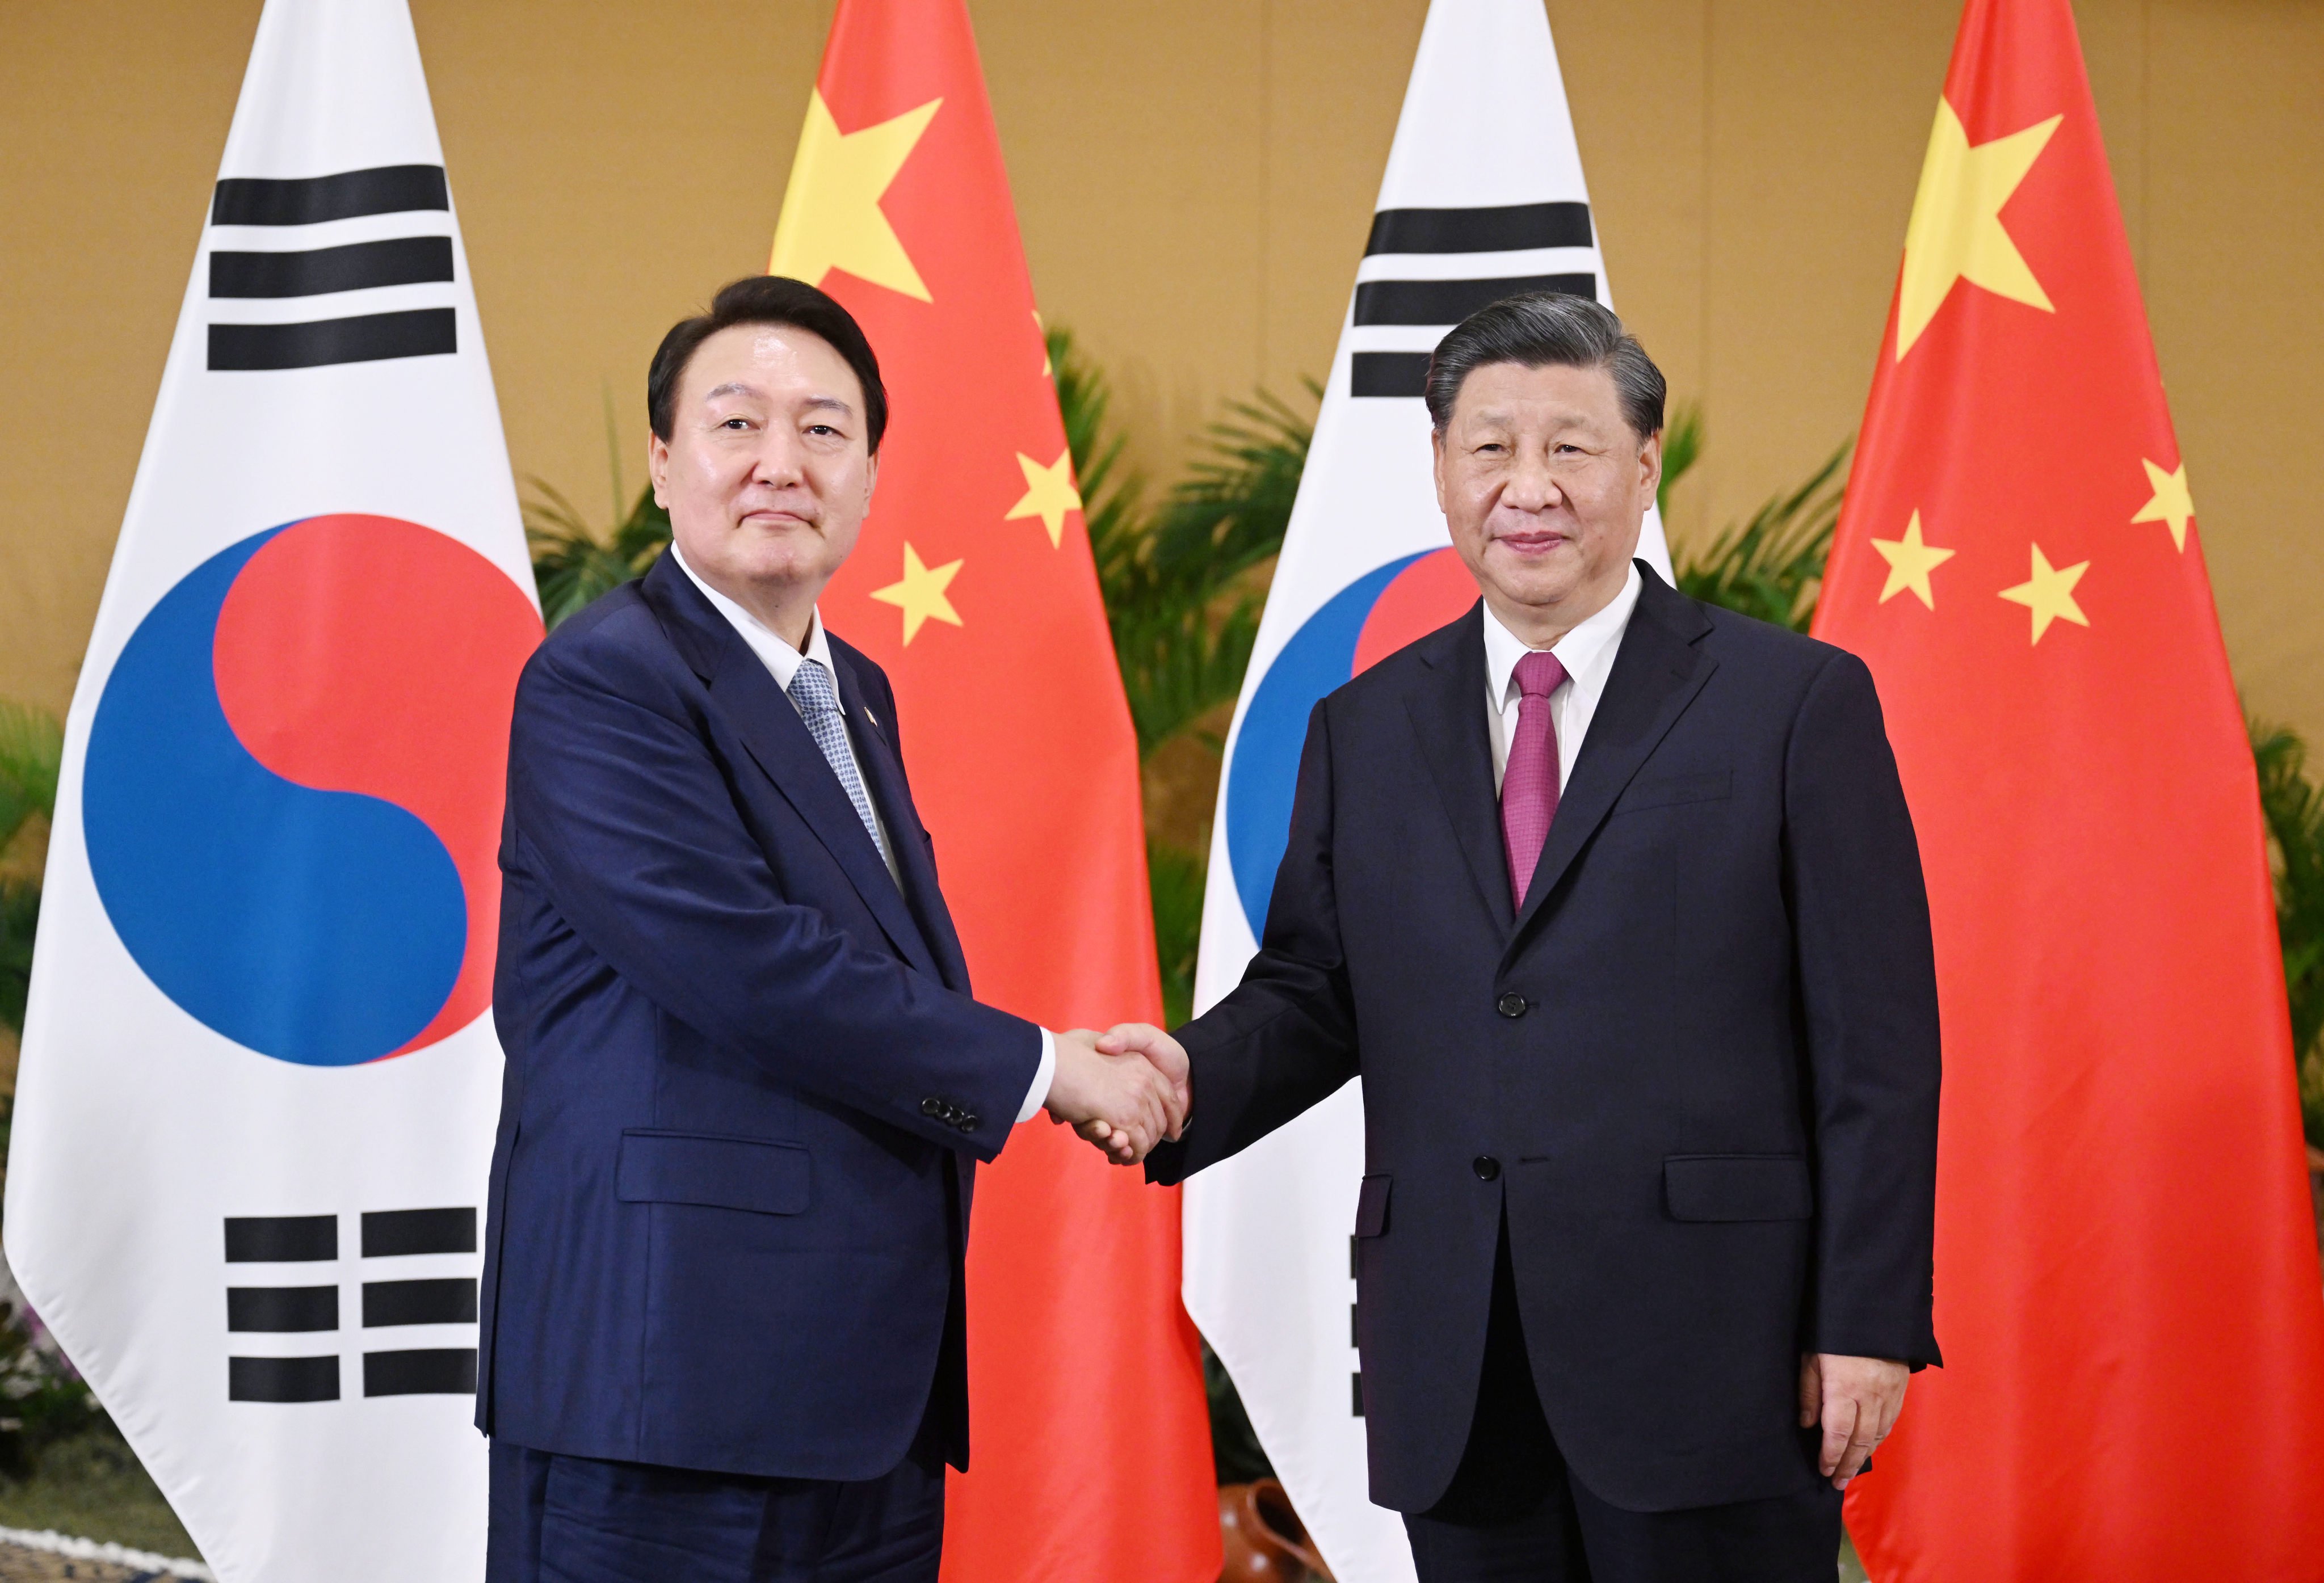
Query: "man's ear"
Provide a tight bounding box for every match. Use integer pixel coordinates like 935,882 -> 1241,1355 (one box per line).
863,449 -> 880,507
1430,428 -> 1449,514
646,432 -> 671,509
1637,428 -> 1663,505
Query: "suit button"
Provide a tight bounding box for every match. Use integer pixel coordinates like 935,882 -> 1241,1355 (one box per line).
1473,1156 -> 1501,1181
1495,993 -> 1528,1018
921,1098 -> 944,1118
957,1115 -> 980,1132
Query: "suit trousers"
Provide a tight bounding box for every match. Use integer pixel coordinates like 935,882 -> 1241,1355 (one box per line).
486,1417 -> 945,1583
1402,1216 -> 1843,1583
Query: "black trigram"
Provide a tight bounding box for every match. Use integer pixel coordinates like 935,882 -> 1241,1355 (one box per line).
225,1207 -> 479,1403
205,164 -> 457,373
1349,200 -> 1598,400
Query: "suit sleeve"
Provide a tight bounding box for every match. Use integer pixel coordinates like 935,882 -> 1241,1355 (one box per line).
1785,650 -> 1943,1367
1148,701 -> 1361,1184
506,637 -> 1041,1161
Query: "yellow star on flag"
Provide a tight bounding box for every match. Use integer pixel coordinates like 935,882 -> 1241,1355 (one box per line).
869,542 -> 964,643
1894,99 -> 2064,359
2131,457 -> 2195,551
1871,510 -> 1957,609
1998,542 -> 2090,643
769,90 -> 942,302
1005,448 -> 1082,546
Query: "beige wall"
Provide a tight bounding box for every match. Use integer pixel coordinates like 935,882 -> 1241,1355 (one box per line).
3,0 -> 2320,739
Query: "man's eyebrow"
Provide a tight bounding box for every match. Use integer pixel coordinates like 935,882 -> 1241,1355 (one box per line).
699,385 -> 854,416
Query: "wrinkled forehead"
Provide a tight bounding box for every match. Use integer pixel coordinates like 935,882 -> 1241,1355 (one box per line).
1448,359 -> 1630,435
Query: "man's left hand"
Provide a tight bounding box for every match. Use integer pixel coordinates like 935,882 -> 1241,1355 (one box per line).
1800,1352 -> 1909,1490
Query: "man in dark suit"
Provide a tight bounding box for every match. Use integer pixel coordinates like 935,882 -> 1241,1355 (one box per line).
1102,294 -> 1941,1582
477,276 -> 1184,1583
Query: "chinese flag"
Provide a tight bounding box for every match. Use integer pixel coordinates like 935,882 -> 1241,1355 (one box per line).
766,4 -> 1219,1581
1814,1 -> 2324,1577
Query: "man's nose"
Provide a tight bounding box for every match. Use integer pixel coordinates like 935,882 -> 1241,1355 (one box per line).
1502,446 -> 1562,510
750,430 -> 808,489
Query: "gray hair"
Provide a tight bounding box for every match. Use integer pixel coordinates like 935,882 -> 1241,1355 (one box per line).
1423,292 -> 1666,441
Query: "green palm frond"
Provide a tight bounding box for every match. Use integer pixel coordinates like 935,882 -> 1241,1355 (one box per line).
1049,326 -> 1311,757
1657,400 -> 1704,518
525,477 -> 671,629
0,701 -> 59,1035
0,701 -> 62,851
0,876 -> 35,1035
2253,717 -> 2324,1142
1671,440 -> 1850,633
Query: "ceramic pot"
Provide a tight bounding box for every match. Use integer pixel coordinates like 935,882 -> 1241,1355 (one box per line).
1218,1477 -> 1333,1582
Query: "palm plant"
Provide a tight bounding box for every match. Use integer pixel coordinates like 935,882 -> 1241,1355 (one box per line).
0,701 -> 64,1034
1049,329 -> 1311,1020
1668,430 -> 1850,634
2252,721 -> 2324,1144
524,396 -> 670,628
1055,327 -> 1311,757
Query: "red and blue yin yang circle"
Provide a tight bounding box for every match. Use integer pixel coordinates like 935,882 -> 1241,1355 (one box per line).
1223,546 -> 1478,935
84,515 -> 541,1066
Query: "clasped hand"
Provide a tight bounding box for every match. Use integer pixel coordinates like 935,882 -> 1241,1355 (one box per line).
1041,1024 -> 1190,1164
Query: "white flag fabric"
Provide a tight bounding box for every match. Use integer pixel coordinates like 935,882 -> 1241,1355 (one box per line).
3,3 -> 539,1578
1182,3 -> 1671,1578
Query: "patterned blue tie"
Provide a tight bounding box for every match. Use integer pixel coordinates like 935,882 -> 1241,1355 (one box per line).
786,659 -> 892,870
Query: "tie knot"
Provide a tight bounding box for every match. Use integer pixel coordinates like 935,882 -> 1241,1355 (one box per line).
789,658 -> 840,715
1514,649 -> 1567,700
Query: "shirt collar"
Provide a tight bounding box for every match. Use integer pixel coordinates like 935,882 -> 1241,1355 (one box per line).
669,540 -> 839,709
1482,561 -> 1644,705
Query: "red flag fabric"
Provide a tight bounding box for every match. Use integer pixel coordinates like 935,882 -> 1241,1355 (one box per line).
1814,2 -> 2324,1576
767,6 -> 1218,1581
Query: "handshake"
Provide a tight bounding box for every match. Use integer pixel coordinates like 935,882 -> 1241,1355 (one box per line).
1041,1025 -> 1191,1165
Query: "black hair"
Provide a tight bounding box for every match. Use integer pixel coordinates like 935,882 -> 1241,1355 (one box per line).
646,275 -> 888,452
1423,292 -> 1665,441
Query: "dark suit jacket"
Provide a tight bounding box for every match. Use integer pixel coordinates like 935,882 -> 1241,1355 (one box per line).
1149,565 -> 1940,1514
477,553 -> 1040,1481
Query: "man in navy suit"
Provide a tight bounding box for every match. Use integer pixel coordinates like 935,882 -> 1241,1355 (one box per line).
1105,294 -> 1941,1582
478,275 -> 1186,1583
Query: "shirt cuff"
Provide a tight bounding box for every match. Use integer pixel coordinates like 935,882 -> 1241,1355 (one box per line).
1016,1027 -> 1057,1123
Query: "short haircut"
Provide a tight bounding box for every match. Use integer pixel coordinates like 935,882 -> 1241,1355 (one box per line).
646,275 -> 888,451
1423,292 -> 1665,442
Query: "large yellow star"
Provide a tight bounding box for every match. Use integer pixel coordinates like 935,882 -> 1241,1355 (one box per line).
2131,457 -> 2195,551
1005,448 -> 1082,547
1895,99 -> 2064,359
1871,510 -> 1957,609
869,543 -> 964,643
1998,542 -> 2090,643
768,90 -> 942,302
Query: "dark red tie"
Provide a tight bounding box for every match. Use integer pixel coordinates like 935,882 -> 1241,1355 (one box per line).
1501,649 -> 1569,909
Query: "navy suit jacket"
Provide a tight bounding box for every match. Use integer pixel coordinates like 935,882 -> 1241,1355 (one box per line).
1149,566 -> 1941,1514
477,553 -> 1041,1481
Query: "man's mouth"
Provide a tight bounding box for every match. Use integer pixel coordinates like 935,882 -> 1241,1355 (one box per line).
1494,529 -> 1569,554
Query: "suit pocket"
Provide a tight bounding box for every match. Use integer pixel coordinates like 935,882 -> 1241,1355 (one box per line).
1354,1172 -> 1392,1237
1663,1154 -> 1810,1222
1615,769 -> 1732,815
617,1130 -> 812,1217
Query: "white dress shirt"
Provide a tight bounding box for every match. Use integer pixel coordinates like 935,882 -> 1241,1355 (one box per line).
670,544 -> 1056,1122
1482,563 -> 1644,793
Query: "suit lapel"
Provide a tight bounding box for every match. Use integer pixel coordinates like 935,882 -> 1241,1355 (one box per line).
637,558 -> 941,980
831,650 -> 973,995
1508,565 -> 1717,946
1403,603 -> 1515,933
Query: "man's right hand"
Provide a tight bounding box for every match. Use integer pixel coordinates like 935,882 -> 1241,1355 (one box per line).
1044,1029 -> 1186,1164
1095,1024 -> 1190,1123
